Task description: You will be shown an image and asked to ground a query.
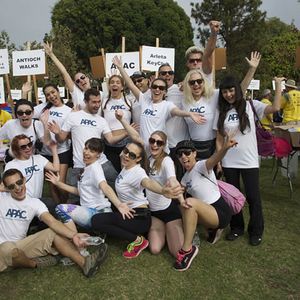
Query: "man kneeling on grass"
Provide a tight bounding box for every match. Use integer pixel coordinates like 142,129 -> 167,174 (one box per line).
0,169 -> 107,277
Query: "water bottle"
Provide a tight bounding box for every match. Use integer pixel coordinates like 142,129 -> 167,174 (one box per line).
80,236 -> 104,246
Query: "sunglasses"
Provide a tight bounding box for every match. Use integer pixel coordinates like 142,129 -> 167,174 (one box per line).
188,79 -> 204,86
149,137 -> 165,147
151,84 -> 166,91
6,178 -> 24,190
19,141 -> 33,150
133,78 -> 144,84
75,75 -> 86,84
16,110 -> 32,116
122,147 -> 139,160
159,71 -> 174,76
189,58 -> 202,64
176,149 -> 193,157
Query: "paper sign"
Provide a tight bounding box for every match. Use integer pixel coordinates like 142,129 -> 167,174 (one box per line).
272,80 -> 286,91
141,46 -> 175,72
38,86 -> 65,103
10,89 -> 22,100
12,49 -> 45,76
215,48 -> 227,70
0,49 -> 9,75
105,52 -> 140,77
248,79 -> 260,90
0,77 -> 4,103
90,55 -> 105,79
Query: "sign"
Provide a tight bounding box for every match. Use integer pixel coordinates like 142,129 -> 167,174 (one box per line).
89,55 -> 105,79
248,79 -> 260,90
38,86 -> 65,103
215,48 -> 227,70
105,52 -> 140,77
0,77 -> 4,103
12,49 -> 45,76
141,46 -> 175,72
10,89 -> 22,100
0,49 -> 9,75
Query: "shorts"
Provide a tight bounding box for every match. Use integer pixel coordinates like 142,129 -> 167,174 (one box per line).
44,149 -> 72,165
0,228 -> 58,272
211,197 -> 232,229
151,201 -> 182,224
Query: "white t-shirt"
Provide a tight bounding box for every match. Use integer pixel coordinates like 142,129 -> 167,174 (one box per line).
34,103 -> 72,155
213,100 -> 267,168
181,160 -> 220,204
77,160 -> 111,210
115,164 -> 149,209
0,119 -> 44,144
0,192 -> 48,243
5,155 -> 49,199
183,89 -> 219,141
62,110 -> 111,168
147,156 -> 175,211
165,84 -> 190,148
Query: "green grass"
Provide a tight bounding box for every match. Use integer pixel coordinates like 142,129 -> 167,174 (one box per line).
1,159 -> 299,300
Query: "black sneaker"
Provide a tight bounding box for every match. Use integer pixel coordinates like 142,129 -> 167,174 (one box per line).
226,231 -> 243,241
249,236 -> 262,246
207,229 -> 224,244
174,246 -> 199,272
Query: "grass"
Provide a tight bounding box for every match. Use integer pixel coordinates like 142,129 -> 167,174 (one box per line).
0,159 -> 299,300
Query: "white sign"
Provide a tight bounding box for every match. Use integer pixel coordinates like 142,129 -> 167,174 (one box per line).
10,89 -> 22,100
0,77 -> 5,103
272,80 -> 285,91
12,49 -> 45,76
0,49 -> 9,75
141,46 -> 175,72
105,52 -> 140,77
247,79 -> 260,90
38,86 -> 65,103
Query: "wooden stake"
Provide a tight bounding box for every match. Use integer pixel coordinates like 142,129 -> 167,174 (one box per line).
32,75 -> 39,105
155,38 -> 159,77
121,36 -> 125,53
4,74 -> 14,118
26,41 -> 32,101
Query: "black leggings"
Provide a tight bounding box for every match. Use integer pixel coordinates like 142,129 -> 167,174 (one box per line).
222,167 -> 264,237
91,209 -> 151,242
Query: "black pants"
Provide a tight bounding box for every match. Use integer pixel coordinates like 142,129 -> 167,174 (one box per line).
223,167 -> 264,237
169,147 -> 185,182
104,144 -> 124,173
91,209 -> 151,242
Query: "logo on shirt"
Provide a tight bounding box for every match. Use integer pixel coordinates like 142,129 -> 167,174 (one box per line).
142,108 -> 157,116
228,113 -> 239,122
110,105 -> 126,110
5,208 -> 27,219
190,106 -> 205,113
186,180 -> 192,189
80,119 -> 97,126
25,165 -> 40,176
50,111 -> 63,117
116,174 -> 123,184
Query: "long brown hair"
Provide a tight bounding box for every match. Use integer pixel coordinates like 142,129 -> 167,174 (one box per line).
130,142 -> 149,174
149,131 -> 167,173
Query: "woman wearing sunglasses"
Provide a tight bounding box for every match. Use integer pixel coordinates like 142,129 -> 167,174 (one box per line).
91,138 -> 182,259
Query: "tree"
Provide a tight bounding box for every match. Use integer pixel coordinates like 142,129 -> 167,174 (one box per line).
51,0 -> 193,80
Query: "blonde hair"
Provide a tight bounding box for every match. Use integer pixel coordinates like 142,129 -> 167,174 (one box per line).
183,69 -> 214,104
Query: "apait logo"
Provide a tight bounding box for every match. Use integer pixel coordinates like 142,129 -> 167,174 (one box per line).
116,174 -> 123,184
5,209 -> 27,219
142,108 -> 157,116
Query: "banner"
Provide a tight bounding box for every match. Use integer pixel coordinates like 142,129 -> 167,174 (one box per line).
0,49 -> 9,75
12,49 -> 45,76
0,77 -> 4,103
141,46 -> 175,72
248,79 -> 260,90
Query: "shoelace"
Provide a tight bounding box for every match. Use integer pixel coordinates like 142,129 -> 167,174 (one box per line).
126,238 -> 143,253
176,252 -> 185,263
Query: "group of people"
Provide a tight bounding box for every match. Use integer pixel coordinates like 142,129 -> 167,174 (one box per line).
0,19 -> 291,277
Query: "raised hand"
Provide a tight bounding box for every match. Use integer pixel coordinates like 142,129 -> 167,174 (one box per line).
22,82 -> 32,94
43,41 -> 53,56
209,20 -> 221,35
112,56 -> 122,69
48,120 -> 61,134
245,51 -> 261,69
45,170 -> 60,185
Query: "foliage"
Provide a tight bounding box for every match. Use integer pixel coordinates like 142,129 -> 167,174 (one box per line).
51,0 -> 194,80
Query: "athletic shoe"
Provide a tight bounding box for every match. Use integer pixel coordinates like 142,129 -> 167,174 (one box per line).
83,243 -> 108,278
174,246 -> 199,272
123,236 -> 149,259
207,229 -> 224,244
249,235 -> 262,246
225,231 -> 244,241
33,255 -> 58,268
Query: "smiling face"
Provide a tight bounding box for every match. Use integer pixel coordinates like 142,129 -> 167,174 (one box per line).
150,79 -> 167,103
158,65 -> 174,88
187,52 -> 203,70
44,86 -> 62,107
17,137 -> 33,160
4,173 -> 26,201
221,87 -> 236,104
120,143 -> 142,169
109,75 -> 124,98
149,133 -> 165,158
16,104 -> 33,128
188,73 -> 204,100
133,76 -> 149,93
85,95 -> 101,114
83,145 -> 100,166
177,148 -> 197,172
74,72 -> 91,91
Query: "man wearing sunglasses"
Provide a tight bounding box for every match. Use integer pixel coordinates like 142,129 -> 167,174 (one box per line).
0,168 -> 107,277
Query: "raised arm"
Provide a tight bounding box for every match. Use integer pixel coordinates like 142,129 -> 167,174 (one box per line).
44,42 -> 75,93
264,77 -> 284,115
240,51 -> 261,95
48,120 -> 69,143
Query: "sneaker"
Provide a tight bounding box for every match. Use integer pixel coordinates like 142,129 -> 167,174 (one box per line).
33,255 -> 58,268
174,246 -> 199,272
59,256 -> 75,266
249,235 -> 262,246
207,229 -> 224,244
192,230 -> 200,246
225,231 -> 243,241
83,243 -> 108,278
123,236 -> 149,259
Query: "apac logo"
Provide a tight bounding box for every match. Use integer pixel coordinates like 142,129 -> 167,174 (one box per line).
116,174 -> 123,184
186,180 -> 192,189
110,105 -> 126,110
50,111 -> 63,117
80,119 -> 97,126
142,108 -> 157,116
190,106 -> 205,113
228,113 -> 239,122
5,208 -> 27,219
25,165 -> 40,176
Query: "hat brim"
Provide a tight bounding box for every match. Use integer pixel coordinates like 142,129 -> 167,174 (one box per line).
285,84 -> 297,89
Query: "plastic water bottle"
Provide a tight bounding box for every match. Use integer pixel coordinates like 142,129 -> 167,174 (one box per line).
80,236 -> 104,246
192,230 -> 201,247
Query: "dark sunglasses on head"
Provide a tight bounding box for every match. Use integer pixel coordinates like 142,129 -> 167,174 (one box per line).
133,78 -> 144,84
188,79 -> 204,86
149,137 -> 165,147
159,70 -> 174,76
16,110 -> 32,116
75,75 -> 86,84
19,141 -> 33,150
176,149 -> 193,157
6,178 -> 24,190
151,84 -> 166,91
189,58 -> 202,64
122,147 -> 139,160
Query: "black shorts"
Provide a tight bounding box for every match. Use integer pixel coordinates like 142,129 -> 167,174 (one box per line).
211,197 -> 232,229
44,149 -> 72,165
151,201 -> 182,224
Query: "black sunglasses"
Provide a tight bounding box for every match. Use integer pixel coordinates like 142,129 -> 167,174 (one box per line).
159,71 -> 174,76
75,75 -> 86,84
149,137 -> 165,147
16,110 -> 32,116
151,84 -> 166,91
176,149 -> 193,157
188,79 -> 204,86
6,178 -> 24,190
19,141 -> 33,150
133,78 -> 144,84
122,147 -> 139,160
189,58 -> 202,64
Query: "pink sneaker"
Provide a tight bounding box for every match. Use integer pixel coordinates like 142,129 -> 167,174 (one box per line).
123,236 -> 149,259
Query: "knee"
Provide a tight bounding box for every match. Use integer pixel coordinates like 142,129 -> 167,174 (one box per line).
0,242 -> 17,257
149,244 -> 162,255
